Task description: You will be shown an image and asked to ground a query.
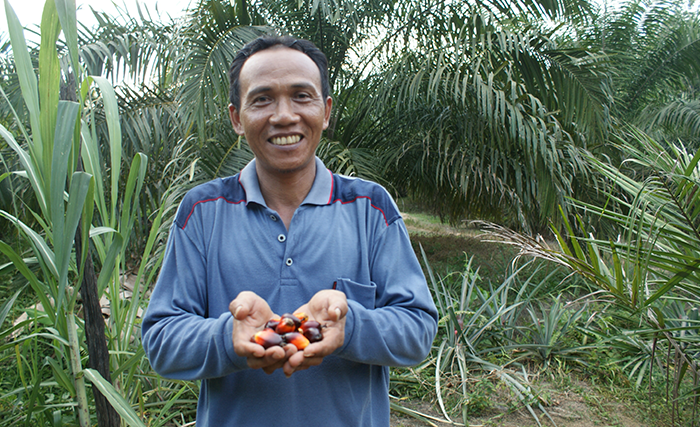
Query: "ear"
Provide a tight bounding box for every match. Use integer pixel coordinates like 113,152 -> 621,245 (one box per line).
322,96 -> 333,130
229,104 -> 246,135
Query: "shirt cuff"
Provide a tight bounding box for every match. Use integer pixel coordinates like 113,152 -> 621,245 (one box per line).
223,313 -> 250,371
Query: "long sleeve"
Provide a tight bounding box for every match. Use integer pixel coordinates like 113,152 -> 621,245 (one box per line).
335,216 -> 438,366
142,223 -> 248,380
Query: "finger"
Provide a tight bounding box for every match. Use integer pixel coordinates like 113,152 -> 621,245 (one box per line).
229,300 -> 247,320
307,290 -> 347,321
283,353 -> 323,376
258,345 -> 296,374
262,361 -> 285,375
230,291 -> 261,320
246,346 -> 286,369
301,337 -> 335,358
235,341 -> 267,358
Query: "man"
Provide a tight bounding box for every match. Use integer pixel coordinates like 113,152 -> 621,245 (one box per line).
142,36 -> 438,426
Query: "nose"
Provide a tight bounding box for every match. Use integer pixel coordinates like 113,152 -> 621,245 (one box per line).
270,98 -> 299,126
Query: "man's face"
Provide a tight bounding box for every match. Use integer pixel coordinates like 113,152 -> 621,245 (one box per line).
229,45 -> 332,177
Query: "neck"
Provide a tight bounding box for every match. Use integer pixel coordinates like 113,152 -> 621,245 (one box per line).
255,160 -> 316,229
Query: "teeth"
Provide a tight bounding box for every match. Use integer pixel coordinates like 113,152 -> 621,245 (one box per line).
270,135 -> 301,146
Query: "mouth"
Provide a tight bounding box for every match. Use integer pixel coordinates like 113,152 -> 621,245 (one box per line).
269,135 -> 302,146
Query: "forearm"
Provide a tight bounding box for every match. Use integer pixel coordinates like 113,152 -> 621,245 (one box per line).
338,300 -> 437,366
142,308 -> 247,380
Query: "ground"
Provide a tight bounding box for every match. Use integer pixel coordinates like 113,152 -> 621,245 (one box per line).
389,380 -> 647,427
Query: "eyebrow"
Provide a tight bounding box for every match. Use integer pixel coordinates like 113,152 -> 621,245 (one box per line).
245,82 -> 319,100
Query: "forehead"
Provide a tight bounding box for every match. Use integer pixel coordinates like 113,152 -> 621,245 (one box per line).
239,46 -> 322,95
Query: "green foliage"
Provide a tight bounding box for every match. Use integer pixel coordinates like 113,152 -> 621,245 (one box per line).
0,1 -> 172,425
481,124 -> 700,425
1,0 -> 698,426
418,248 -> 574,427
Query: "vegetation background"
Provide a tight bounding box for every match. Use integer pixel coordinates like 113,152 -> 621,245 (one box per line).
0,0 -> 698,426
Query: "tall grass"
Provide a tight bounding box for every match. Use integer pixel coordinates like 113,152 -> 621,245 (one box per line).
0,1 -> 191,425
387,246 -> 596,427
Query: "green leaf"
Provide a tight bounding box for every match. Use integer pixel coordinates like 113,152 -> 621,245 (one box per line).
96,234 -> 124,295
4,0 -> 43,165
59,171 -> 92,303
90,77 -> 122,228
39,0 -> 62,179
45,357 -> 76,396
0,287 -> 24,328
119,153 -> 148,252
0,210 -> 58,281
83,368 -> 147,427
80,116 -> 107,223
51,101 -> 81,312
0,124 -> 47,213
0,241 -> 55,324
54,0 -> 79,79
645,258 -> 700,308
77,175 -> 96,288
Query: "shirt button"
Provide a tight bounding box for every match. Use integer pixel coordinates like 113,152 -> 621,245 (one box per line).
269,214 -> 278,221
285,258 -> 293,266
277,234 -> 286,242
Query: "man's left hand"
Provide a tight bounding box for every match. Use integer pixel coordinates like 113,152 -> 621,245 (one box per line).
283,290 -> 347,377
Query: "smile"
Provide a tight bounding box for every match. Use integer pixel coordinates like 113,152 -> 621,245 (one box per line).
270,135 -> 301,146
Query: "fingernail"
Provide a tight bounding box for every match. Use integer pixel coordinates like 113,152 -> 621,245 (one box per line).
234,306 -> 241,318
334,308 -> 341,318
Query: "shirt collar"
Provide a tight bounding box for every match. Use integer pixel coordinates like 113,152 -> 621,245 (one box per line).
239,157 -> 332,208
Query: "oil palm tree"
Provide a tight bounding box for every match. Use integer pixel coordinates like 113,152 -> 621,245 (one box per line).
579,0 -> 700,144
155,0 -> 607,233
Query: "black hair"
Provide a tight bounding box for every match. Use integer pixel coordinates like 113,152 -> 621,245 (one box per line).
228,36 -> 330,111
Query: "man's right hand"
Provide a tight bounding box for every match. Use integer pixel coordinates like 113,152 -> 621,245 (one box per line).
229,291 -> 297,374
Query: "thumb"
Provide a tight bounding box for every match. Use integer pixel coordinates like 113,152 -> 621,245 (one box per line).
229,300 -> 248,320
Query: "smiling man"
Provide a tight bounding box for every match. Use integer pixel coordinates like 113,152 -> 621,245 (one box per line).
142,36 -> 438,426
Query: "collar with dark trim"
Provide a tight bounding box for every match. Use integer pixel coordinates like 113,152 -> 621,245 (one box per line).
239,157 -> 333,208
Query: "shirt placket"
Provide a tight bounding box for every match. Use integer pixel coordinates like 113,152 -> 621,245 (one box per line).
268,211 -> 295,275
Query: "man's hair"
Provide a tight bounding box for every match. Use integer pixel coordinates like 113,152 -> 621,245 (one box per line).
228,36 -> 330,111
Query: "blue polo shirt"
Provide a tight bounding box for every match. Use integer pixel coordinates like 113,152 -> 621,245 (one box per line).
142,157 -> 438,426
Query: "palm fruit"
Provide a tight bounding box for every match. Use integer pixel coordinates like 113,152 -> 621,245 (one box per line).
301,326 -> 323,343
251,328 -> 283,349
293,311 -> 309,323
276,313 -> 301,334
299,320 -> 321,332
283,332 -> 310,350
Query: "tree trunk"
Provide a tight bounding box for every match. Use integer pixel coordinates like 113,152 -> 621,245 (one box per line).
75,225 -> 121,427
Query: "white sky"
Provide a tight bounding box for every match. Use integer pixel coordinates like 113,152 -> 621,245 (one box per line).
1,0 -> 195,40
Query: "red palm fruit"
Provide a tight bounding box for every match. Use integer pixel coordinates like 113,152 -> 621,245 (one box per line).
276,313 -> 301,333
275,317 -> 297,334
299,320 -> 321,332
265,318 -> 280,330
283,332 -> 310,350
302,326 -> 323,343
251,328 -> 282,349
293,311 -> 309,323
